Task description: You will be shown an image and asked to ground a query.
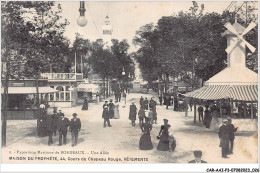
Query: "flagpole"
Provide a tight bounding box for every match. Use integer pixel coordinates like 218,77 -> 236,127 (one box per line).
75,52 -> 77,75
81,55 -> 83,73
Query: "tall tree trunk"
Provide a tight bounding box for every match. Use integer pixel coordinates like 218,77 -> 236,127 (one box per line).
158,75 -> 161,96
2,60 -> 9,147
193,99 -> 196,124
106,76 -> 109,98
165,73 -> 169,93
103,77 -> 106,98
36,77 -> 41,136
50,63 -> 52,73
147,82 -> 150,93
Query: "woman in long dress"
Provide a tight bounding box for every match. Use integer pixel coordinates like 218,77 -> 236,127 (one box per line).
139,117 -> 153,150
108,99 -> 114,119
82,97 -> 88,110
157,119 -> 176,151
203,105 -> 211,128
113,100 -> 120,119
209,104 -> 219,130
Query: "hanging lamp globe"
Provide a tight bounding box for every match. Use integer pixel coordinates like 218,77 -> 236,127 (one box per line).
77,16 -> 88,27
77,1 -> 87,27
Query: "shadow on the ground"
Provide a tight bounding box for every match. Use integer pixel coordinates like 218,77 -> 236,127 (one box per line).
151,149 -> 191,163
182,118 -> 204,127
235,131 -> 256,137
80,130 -> 91,135
175,128 -> 217,136
77,137 -> 85,145
118,140 -> 139,150
25,127 -> 38,137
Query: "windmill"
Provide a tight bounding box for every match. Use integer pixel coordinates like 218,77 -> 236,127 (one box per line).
222,20 -> 257,68
224,21 -> 256,54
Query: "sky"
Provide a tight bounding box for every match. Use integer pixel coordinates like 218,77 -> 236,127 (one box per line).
59,1 -> 238,52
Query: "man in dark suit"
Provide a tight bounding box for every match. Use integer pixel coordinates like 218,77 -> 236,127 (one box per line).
108,99 -> 115,119
129,101 -> 137,126
165,95 -> 170,110
57,113 -> 70,146
227,117 -> 238,154
198,105 -> 204,122
70,113 -> 81,147
46,113 -> 54,146
149,98 -> 157,124
219,119 -> 230,158
102,101 -> 111,128
52,109 -> 60,136
188,150 -> 207,163
139,96 -> 144,109
143,97 -> 149,110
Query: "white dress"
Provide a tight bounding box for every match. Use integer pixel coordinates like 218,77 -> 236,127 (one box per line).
113,102 -> 120,119
122,98 -> 126,107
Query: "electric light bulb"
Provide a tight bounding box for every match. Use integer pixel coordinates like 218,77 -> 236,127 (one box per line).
77,16 -> 87,27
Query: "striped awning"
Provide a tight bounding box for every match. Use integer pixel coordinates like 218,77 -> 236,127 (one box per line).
183,86 -> 207,97
193,85 -> 230,100
184,85 -> 258,101
229,85 -> 258,101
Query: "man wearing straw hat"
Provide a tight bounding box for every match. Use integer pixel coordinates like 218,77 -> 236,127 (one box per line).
70,113 -> 81,147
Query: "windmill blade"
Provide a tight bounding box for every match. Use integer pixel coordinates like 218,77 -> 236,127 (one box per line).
225,22 -> 239,35
242,22 -> 256,36
235,36 -> 256,53
242,38 -> 256,53
226,41 -> 239,53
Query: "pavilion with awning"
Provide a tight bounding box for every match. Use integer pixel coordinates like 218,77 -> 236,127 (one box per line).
77,83 -> 100,101
1,79 -> 59,120
183,20 -> 258,123
1,87 -> 58,94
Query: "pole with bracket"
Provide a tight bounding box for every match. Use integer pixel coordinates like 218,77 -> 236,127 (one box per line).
251,102 -> 253,119
193,99 -> 196,124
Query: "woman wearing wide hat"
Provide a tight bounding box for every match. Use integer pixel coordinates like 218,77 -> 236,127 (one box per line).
139,117 -> 153,150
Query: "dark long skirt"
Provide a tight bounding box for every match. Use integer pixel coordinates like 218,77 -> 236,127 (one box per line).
82,102 -> 88,110
109,110 -> 114,119
157,135 -> 176,151
139,133 -> 153,150
204,116 -> 212,128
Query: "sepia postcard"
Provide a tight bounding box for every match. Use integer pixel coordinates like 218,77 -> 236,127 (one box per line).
1,0 -> 259,172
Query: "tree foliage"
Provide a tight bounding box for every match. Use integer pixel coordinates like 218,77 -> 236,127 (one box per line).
133,1 -> 258,88
88,39 -> 134,80
22,1 -> 70,76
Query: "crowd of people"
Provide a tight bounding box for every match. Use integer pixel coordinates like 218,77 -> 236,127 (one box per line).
39,91 -> 243,161
99,96 -> 177,152
158,92 -> 189,111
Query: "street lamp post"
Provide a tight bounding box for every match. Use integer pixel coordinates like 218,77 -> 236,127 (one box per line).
122,67 -> 125,76
121,67 -> 125,92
